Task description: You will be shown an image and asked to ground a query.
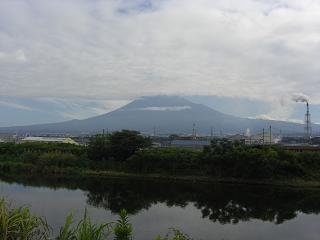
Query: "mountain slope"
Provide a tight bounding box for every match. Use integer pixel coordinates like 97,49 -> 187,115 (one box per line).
0,96 -> 316,135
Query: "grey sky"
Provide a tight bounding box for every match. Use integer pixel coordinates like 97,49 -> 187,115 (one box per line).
0,0 -> 320,126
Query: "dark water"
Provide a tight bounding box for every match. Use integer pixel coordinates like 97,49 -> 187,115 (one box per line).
1,176 -> 320,240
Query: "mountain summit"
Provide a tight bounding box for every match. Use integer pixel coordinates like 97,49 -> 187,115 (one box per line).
0,96 -> 315,135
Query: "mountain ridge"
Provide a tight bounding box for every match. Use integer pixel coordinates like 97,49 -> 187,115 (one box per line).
0,95 -> 316,135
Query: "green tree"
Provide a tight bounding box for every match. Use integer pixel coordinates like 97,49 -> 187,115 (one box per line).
87,134 -> 111,161
110,130 -> 151,161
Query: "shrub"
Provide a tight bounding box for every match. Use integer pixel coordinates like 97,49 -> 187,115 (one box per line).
126,148 -> 200,175
38,152 -> 78,168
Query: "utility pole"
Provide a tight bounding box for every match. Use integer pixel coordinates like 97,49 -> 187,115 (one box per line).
211,127 -> 213,139
269,125 -> 272,144
262,128 -> 265,145
192,123 -> 196,139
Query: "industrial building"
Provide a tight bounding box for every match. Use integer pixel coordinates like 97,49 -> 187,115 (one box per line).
20,137 -> 79,145
170,139 -> 211,150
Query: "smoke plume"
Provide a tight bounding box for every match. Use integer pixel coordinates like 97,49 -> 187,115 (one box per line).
292,93 -> 309,103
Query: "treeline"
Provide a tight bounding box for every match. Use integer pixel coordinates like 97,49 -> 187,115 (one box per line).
0,140 -> 89,173
128,139 -> 320,179
1,130 -> 320,180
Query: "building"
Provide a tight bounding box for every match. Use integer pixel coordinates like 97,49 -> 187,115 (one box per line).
281,144 -> 320,152
228,134 -> 248,142
170,139 -> 210,150
245,133 -> 275,145
20,137 -> 79,145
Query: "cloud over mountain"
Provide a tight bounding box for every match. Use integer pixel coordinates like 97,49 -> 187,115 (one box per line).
0,0 -> 320,104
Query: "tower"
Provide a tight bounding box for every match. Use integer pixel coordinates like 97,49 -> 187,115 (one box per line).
192,123 -> 196,139
305,102 -> 312,141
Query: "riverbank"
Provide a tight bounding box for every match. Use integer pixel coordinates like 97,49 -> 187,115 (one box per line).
2,138 -> 320,189
2,167 -> 320,189
82,170 -> 320,188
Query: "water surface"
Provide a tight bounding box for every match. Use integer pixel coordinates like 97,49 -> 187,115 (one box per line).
1,176 -> 320,239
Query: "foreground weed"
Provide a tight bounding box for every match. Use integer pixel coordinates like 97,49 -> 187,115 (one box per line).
0,198 -> 50,240
154,228 -> 193,240
114,209 -> 133,240
57,209 -> 111,240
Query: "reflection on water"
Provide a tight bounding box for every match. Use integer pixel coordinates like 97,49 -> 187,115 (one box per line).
1,175 -> 320,239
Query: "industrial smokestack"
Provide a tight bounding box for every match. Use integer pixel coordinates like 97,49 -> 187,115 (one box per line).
292,93 -> 312,141
305,102 -> 312,141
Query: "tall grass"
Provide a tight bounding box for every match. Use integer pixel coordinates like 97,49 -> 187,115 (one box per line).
0,198 -> 49,240
57,210 -> 112,240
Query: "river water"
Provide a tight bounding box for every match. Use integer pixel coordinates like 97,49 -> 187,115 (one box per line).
0,176 -> 320,239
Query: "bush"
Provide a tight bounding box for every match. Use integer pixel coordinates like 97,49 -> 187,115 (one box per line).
38,152 -> 78,168
200,140 -> 315,179
126,148 -> 201,175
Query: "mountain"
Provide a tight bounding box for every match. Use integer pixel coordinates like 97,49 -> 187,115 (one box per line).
0,96 -> 317,135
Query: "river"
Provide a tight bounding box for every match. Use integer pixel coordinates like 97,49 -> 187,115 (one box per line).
0,175 -> 320,239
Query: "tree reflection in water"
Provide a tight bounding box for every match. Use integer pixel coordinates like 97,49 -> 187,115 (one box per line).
2,175 -> 320,225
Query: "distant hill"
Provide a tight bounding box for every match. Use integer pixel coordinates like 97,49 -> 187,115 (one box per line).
0,96 -> 317,135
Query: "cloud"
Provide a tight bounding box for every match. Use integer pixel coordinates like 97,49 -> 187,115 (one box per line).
136,106 -> 191,111
0,100 -> 34,110
254,115 -> 303,124
0,0 -> 320,106
34,97 -> 129,120
0,50 -> 27,63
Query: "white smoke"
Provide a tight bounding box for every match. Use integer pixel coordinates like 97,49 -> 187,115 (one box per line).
292,93 -> 310,103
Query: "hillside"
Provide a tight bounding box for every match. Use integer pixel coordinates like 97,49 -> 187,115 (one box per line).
0,96 -> 315,135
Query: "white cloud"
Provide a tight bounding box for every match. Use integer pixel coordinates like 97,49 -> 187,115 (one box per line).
136,106 -> 191,111
0,0 -> 320,105
0,100 -> 33,110
34,97 -> 129,120
254,115 -> 303,124
0,50 -> 27,63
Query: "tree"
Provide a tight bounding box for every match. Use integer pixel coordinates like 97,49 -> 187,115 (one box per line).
87,134 -> 110,161
110,130 -> 151,161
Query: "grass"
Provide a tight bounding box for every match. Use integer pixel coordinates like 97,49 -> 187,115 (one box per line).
57,210 -> 112,240
0,199 -> 192,240
0,199 -> 49,240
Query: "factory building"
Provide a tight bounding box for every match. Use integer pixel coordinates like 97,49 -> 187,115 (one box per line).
245,132 -> 275,145
170,139 -> 210,150
20,137 -> 79,145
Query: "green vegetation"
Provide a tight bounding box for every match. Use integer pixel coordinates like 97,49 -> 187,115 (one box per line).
155,229 -> 193,240
114,209 -> 133,240
2,131 -> 320,184
0,199 -> 191,240
0,199 -> 49,240
57,210 -> 112,240
88,130 -> 151,163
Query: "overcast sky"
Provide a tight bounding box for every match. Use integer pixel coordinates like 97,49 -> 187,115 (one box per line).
0,0 -> 320,126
